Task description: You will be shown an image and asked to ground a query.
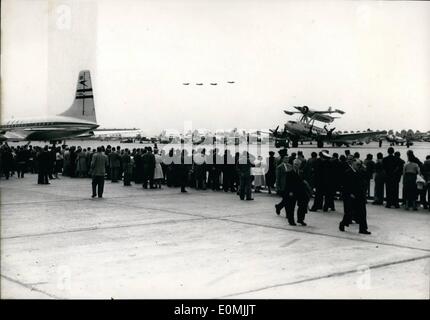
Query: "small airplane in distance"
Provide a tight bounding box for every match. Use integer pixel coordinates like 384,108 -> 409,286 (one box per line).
268,105 -> 383,148
182,83 -> 190,85
385,134 -> 406,146
0,70 -> 99,144
210,83 -> 218,86
196,83 -> 203,86
227,81 -> 235,84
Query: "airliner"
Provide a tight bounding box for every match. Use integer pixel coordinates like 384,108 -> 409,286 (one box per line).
0,70 -> 99,143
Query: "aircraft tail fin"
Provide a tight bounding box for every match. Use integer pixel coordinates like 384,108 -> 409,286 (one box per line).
59,70 -> 97,123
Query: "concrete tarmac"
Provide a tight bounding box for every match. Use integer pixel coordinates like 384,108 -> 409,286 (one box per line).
1,175 -> 429,299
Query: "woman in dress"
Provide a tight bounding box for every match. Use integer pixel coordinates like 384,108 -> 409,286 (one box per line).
153,148 -> 164,188
252,156 -> 266,193
403,153 -> 420,210
54,147 -> 63,178
76,148 -> 88,177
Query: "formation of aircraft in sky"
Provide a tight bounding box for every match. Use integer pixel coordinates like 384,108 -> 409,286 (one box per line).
182,81 -> 235,86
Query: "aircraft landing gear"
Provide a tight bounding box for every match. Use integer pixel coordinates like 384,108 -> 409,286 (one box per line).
275,140 -> 289,148
292,139 -> 299,148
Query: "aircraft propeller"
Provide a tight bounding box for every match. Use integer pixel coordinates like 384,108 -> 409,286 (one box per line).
269,125 -> 280,135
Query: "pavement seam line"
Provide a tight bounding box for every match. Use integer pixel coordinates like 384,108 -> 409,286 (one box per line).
218,253 -> 430,298
1,217 -> 206,240
0,274 -> 62,299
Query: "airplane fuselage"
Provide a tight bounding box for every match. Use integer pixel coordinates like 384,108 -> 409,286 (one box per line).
0,116 -> 99,141
285,121 -> 325,136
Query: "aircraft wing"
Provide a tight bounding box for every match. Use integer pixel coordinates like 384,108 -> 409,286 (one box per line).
328,131 -> 384,142
0,131 -> 27,141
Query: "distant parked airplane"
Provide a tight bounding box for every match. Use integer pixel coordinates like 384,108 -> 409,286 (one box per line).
267,106 -> 383,148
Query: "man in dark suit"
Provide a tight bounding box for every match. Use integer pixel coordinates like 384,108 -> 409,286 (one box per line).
339,158 -> 371,234
142,147 -> 156,189
91,147 -> 108,198
310,151 -> 334,212
283,160 -> 311,226
37,146 -> 50,184
208,148 -> 222,190
122,149 -> 132,186
109,146 -> 121,182
265,151 -> 277,194
394,151 -> 405,206
133,149 -> 143,183
222,150 -> 236,192
179,149 -> 191,193
237,151 -> 254,200
382,147 -> 401,208
275,156 -> 292,215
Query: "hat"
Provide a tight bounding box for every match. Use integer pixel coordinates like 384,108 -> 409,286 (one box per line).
278,149 -> 287,157
321,151 -> 330,158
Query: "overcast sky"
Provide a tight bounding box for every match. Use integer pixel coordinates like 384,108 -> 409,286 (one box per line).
2,0 -> 429,135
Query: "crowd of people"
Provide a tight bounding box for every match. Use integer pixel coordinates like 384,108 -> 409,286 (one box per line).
1,142 -> 429,234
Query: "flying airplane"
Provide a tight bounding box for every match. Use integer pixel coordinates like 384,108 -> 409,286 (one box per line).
227,81 -> 235,84
196,83 -> 203,86
183,83 -> 190,85
210,83 -> 218,86
0,70 -> 98,144
269,106 -> 383,148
